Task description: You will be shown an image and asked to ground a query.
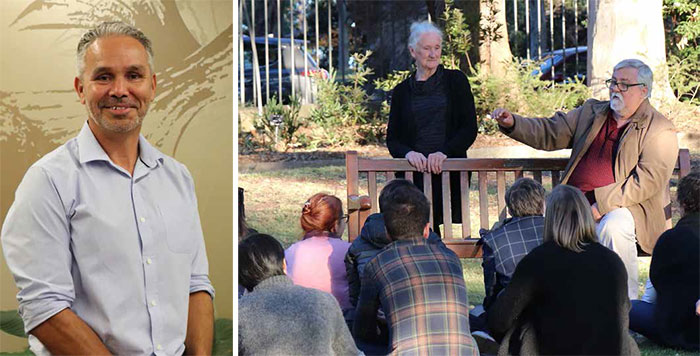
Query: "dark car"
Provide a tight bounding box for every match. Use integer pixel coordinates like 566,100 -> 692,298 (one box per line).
532,46 -> 587,83
241,35 -> 328,104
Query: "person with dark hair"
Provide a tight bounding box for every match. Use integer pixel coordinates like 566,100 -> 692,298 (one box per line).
239,234 -> 359,355
353,179 -> 478,355
487,185 -> 639,355
285,193 -> 352,312
387,21 -> 478,236
629,171 -> 700,351
471,178 -> 545,332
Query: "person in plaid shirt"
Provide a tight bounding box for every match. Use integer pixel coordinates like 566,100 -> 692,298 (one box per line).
471,178 -> 545,333
353,179 -> 479,355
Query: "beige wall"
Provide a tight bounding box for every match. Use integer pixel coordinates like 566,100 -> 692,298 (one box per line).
0,0 -> 233,351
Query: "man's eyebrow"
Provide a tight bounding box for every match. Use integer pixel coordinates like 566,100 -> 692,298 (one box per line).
91,67 -> 111,76
127,65 -> 147,72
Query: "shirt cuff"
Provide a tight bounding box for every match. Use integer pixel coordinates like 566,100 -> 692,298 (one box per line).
19,300 -> 71,333
190,275 -> 215,299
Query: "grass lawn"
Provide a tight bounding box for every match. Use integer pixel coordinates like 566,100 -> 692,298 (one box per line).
240,164 -> 697,356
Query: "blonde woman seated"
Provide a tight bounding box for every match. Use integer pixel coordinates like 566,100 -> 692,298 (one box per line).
285,193 -> 352,313
487,185 -> 639,355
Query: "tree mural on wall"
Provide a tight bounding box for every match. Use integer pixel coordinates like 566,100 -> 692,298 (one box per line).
0,0 -> 232,219
1,0 -> 232,156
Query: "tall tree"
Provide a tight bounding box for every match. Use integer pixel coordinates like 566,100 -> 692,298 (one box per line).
479,0 -> 514,76
588,0 -> 676,103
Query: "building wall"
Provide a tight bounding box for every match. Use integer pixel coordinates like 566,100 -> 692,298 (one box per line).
0,0 -> 233,351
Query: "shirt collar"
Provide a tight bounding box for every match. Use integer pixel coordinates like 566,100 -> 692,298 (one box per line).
76,121 -> 164,167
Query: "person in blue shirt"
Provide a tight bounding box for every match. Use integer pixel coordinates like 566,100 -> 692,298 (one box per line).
1,22 -> 214,355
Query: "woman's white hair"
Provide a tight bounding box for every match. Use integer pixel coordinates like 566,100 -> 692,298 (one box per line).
613,59 -> 653,98
408,21 -> 443,50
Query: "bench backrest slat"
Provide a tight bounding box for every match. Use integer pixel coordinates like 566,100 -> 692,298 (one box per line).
346,149 -> 691,258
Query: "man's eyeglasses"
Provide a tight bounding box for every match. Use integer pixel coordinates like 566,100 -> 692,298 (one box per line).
605,79 -> 645,92
340,214 -> 349,223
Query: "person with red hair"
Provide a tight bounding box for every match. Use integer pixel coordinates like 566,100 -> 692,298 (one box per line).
285,193 -> 352,314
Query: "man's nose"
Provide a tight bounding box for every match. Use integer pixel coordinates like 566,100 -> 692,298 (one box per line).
110,76 -> 128,97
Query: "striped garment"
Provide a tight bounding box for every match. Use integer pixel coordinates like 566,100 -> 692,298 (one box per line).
354,237 -> 479,355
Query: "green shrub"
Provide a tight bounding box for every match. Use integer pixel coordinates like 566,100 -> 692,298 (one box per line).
664,0 -> 700,104
253,95 -> 303,151
309,50 -> 385,146
469,60 -> 589,134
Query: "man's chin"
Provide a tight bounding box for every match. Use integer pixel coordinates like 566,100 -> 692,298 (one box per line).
92,116 -> 142,134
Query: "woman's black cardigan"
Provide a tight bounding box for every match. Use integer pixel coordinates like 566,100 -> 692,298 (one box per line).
386,67 -> 478,159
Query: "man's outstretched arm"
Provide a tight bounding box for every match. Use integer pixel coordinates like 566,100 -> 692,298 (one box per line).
184,291 -> 214,355
31,308 -> 111,355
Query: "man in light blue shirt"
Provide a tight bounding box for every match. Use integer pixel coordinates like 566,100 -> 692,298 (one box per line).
1,22 -> 214,355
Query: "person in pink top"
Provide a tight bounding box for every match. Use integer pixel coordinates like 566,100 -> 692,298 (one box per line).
285,193 -> 352,313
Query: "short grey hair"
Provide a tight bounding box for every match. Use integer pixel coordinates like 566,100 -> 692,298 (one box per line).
76,21 -> 154,78
408,21 -> 443,50
613,59 -> 653,98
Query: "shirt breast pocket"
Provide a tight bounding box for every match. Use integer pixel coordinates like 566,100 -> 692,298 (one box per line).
157,204 -> 197,254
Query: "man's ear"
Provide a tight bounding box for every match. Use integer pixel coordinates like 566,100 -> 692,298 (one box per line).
282,258 -> 287,274
422,223 -> 430,238
150,73 -> 157,98
74,77 -> 86,105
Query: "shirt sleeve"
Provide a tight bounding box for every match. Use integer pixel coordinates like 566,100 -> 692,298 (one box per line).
181,166 -> 215,299
481,240 -> 497,310
1,166 -> 74,333
353,260 -> 381,342
386,83 -> 414,159
442,71 -> 478,157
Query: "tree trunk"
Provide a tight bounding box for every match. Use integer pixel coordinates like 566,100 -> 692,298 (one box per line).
478,0 -> 513,76
587,0 -> 676,104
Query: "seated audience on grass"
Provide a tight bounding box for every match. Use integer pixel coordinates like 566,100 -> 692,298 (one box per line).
471,178 -> 545,332
285,193 -> 352,313
353,179 -> 479,355
239,233 -> 359,355
629,171 -> 699,351
487,184 -> 639,355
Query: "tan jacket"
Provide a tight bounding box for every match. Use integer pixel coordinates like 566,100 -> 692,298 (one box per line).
504,99 -> 679,253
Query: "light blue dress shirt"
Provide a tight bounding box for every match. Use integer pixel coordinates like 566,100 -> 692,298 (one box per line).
1,122 -> 214,355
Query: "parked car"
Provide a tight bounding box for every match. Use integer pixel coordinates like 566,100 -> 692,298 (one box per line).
241,35 -> 328,104
532,46 -> 587,83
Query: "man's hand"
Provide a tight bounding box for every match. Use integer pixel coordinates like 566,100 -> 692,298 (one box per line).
405,151 -> 428,172
427,152 -> 447,174
591,203 -> 603,222
491,108 -> 515,128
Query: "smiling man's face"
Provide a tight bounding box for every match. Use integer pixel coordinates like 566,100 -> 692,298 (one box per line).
74,35 -> 156,135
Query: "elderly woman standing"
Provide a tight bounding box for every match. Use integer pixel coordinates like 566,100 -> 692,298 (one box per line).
386,21 -> 478,235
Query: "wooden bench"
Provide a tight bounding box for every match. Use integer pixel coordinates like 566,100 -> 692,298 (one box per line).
346,149 -> 691,258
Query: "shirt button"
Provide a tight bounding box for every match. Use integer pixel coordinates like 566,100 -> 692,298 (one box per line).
140,217 -> 146,223
151,300 -> 157,307
156,344 -> 162,350
146,258 -> 152,265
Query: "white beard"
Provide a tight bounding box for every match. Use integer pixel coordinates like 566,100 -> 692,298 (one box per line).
610,93 -> 625,114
